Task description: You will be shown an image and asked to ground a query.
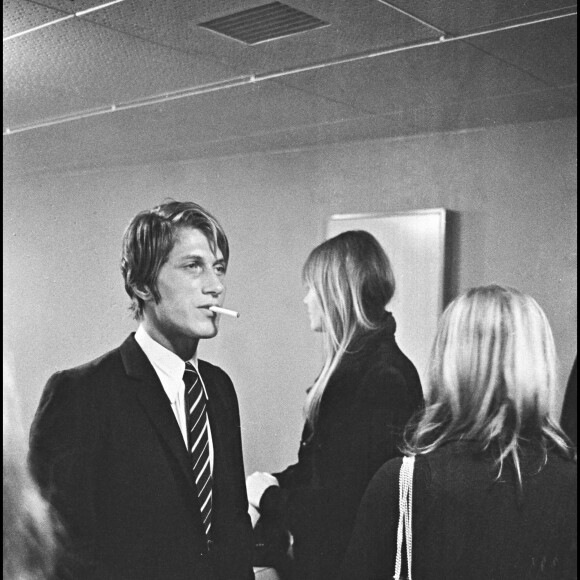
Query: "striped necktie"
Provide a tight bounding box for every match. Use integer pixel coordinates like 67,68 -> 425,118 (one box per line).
183,362 -> 213,539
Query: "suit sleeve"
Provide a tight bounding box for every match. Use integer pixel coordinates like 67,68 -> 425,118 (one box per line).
271,423 -> 313,488
260,424 -> 316,535
211,370 -> 255,580
29,371 -> 108,580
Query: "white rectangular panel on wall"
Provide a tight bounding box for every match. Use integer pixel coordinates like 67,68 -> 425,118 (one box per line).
327,209 -> 448,382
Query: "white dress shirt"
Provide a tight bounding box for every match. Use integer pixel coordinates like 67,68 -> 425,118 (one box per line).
135,325 -> 214,472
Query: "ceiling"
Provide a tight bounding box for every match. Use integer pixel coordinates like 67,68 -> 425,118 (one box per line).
3,0 -> 577,177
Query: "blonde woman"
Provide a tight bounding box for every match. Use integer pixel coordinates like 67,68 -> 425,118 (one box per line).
247,230 -> 424,580
340,285 -> 577,580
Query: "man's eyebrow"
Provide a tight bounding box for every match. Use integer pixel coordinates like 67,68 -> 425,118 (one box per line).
178,253 -> 225,264
179,253 -> 204,261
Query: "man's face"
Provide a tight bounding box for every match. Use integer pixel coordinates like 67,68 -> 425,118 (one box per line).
143,227 -> 226,352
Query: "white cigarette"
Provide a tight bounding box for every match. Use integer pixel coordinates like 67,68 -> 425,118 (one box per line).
209,306 -> 240,318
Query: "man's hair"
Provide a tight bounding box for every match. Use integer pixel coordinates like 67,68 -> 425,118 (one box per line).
301,229 -> 396,431
121,200 -> 229,319
404,284 -> 574,483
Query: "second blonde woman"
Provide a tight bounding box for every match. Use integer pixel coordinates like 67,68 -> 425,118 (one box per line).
247,230 -> 424,580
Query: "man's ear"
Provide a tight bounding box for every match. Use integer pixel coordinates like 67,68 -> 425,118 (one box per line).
132,284 -> 154,302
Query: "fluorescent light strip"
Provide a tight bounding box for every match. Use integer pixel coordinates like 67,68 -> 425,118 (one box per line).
3,0 -> 126,42
3,76 -> 253,135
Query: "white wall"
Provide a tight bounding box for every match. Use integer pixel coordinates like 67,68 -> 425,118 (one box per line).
3,118 -> 577,474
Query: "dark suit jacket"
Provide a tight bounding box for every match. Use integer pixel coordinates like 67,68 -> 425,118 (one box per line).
260,313 -> 424,580
29,334 -> 254,580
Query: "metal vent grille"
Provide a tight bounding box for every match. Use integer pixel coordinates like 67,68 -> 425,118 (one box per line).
198,2 -> 329,45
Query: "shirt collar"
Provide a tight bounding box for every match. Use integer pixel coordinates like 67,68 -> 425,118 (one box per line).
135,325 -> 199,403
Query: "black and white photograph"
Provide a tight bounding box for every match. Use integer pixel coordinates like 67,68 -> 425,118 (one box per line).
3,1 -> 577,579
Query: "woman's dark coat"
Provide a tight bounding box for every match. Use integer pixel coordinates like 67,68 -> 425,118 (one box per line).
260,312 -> 424,580
340,442 -> 577,579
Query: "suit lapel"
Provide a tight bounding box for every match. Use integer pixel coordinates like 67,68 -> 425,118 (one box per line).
200,363 -> 228,511
120,335 -> 195,491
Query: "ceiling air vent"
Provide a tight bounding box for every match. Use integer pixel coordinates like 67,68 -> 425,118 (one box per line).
198,2 -> 329,45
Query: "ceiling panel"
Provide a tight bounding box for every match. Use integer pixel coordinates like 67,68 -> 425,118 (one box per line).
27,0 -> 116,11
3,15 -> 238,128
466,17 -> 577,87
5,85 -> 576,178
44,0 -> 436,74
3,77 -> 369,173
277,40 -> 548,114
388,0 -> 577,33
3,0 -> 577,176
400,85 -> 578,134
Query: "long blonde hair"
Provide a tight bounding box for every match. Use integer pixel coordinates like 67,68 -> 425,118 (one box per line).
3,358 -> 59,580
405,285 -> 573,483
302,230 -> 395,431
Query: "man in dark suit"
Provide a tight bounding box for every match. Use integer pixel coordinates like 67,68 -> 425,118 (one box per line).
29,201 -> 254,580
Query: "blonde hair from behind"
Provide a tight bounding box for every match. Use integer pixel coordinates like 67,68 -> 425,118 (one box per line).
405,284 -> 573,483
3,357 -> 59,580
302,230 -> 395,431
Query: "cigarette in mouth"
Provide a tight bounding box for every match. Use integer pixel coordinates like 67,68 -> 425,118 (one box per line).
209,306 -> 240,318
